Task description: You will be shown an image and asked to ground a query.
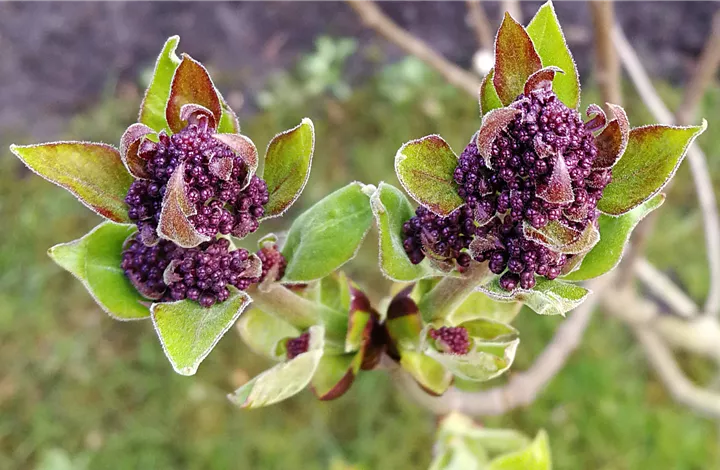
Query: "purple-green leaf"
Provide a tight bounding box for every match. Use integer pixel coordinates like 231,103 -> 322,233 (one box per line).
139,36 -> 181,133
10,142 -> 133,223
493,13 -> 542,105
477,108 -> 521,168
536,156 -> 574,204
598,121 -> 707,215
524,66 -> 563,96
48,222 -> 148,320
120,123 -> 155,179
526,0 -> 580,108
395,135 -> 463,216
477,276 -> 590,316
524,220 -> 599,254
261,118 -> 315,219
311,353 -> 360,401
593,104 -> 630,168
165,54 -> 223,134
157,162 -> 211,248
151,287 -> 251,376
564,194 -> 665,281
213,133 -> 259,189
480,69 -> 503,115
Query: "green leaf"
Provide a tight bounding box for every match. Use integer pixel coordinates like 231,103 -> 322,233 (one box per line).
10,142 -> 133,223
236,307 -> 300,360
480,69 -> 503,115
598,121 -> 707,215
370,182 -> 437,281
400,349 -> 453,396
151,287 -> 251,375
493,13 -> 542,105
564,194 -> 665,281
427,335 -> 519,382
395,134 -> 464,216
318,272 -> 351,313
488,430 -> 551,470
48,222 -> 148,320
229,325 -> 324,408
477,277 -> 589,316
165,54 -> 223,134
262,118 -> 315,218
449,292 -> 522,325
281,182 -> 374,283
526,1 -> 580,108
311,353 -> 358,401
217,95 -> 240,134
139,36 -> 182,133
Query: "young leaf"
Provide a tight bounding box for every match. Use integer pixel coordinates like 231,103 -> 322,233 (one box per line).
261,118 -> 315,219
493,13 -> 542,105
598,121 -> 707,215
427,338 -> 519,382
228,325 -> 325,408
524,220 -> 599,254
480,69 -> 503,115
281,182 -> 374,283
448,292 -> 522,326
370,182 -> 437,281
488,430 -> 551,470
593,104 -> 630,168
165,54 -> 223,134
400,350 -> 453,396
10,142 -> 133,223
48,222 -> 148,320
217,94 -> 241,134
477,108 -> 521,168
564,194 -> 665,281
151,287 -> 251,375
157,163 -> 211,248
212,133 -> 259,189
120,123 -> 155,179
236,307 -> 300,361
477,277 -> 589,316
395,135 -> 464,216
311,353 -> 358,401
526,1 -> 580,108
139,36 -> 182,133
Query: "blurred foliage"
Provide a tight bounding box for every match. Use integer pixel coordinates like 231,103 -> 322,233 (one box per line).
1,36 -> 719,469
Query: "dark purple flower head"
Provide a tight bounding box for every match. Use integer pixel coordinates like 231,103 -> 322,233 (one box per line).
125,119 -> 268,244
286,332 -> 310,359
122,236 -> 260,307
401,205 -> 475,271
429,326 -> 471,355
447,83 -> 611,290
256,243 -> 287,283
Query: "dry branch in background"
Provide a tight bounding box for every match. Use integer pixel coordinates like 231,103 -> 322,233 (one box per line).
589,1 -> 622,110
466,0 -> 494,50
348,0 -> 480,96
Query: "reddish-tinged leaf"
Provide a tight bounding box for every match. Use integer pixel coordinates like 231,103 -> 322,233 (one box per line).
584,104 -> 607,132
157,163 -> 211,248
311,354 -> 358,401
523,66 -> 563,96
120,123 -> 155,179
213,133 -> 259,189
165,54 -> 223,134
493,13 -> 542,105
480,69 -> 503,115
208,155 -> 234,181
179,103 -> 217,131
395,134 -> 463,216
476,108 -> 521,168
536,156 -> 574,204
10,142 -> 133,223
469,232 -> 504,259
599,121 -> 707,215
524,220 -> 599,254
593,103 -> 630,168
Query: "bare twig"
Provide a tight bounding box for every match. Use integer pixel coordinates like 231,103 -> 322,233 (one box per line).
634,327 -> 720,419
635,258 -> 697,319
589,1 -> 622,109
348,0 -> 480,96
676,11 -> 720,126
613,25 -> 720,316
466,0 -> 494,50
399,279 -> 603,416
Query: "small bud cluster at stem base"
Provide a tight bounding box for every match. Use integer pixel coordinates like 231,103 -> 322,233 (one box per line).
402,206 -> 475,270
122,236 -> 259,308
286,332 -> 311,359
429,326 -> 471,355
256,244 -> 287,283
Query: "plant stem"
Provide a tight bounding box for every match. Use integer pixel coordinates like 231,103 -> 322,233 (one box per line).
418,262 -> 492,323
248,283 -> 346,333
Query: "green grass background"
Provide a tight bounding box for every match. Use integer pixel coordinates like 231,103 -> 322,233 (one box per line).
1,43 -> 720,469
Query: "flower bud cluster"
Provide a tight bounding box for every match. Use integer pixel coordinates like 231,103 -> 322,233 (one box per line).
402,206 -> 475,270
256,244 -> 287,283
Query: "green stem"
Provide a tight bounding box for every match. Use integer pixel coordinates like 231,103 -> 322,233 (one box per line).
418,262 -> 492,323
248,283 -> 347,335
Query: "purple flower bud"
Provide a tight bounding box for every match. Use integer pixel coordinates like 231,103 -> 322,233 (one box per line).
429,326 -> 470,355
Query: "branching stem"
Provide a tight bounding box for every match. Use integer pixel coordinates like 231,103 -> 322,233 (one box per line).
418,262 -> 492,323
